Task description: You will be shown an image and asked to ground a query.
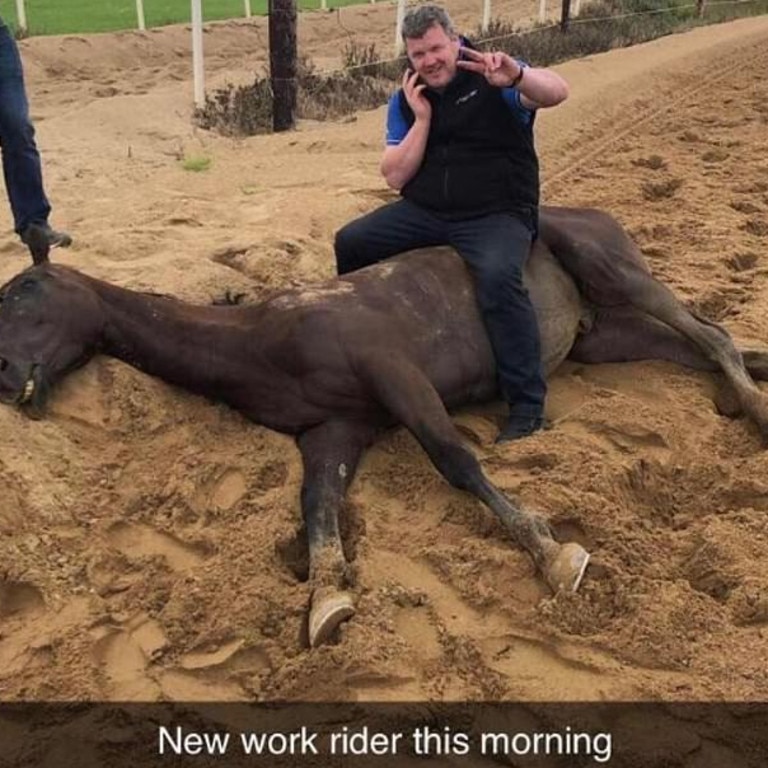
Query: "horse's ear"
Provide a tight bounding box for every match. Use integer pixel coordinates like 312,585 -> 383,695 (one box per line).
24,225 -> 51,265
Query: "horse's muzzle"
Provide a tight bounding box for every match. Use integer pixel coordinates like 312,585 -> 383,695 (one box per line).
19,364 -> 49,420
0,360 -> 49,419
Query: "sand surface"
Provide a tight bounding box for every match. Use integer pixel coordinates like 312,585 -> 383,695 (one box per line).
1,5 -> 768,702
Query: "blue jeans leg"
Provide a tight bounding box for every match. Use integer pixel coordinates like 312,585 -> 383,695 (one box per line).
0,23 -> 50,234
334,198 -> 446,275
449,213 -> 546,418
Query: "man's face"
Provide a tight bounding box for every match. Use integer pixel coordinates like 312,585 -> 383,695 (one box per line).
405,24 -> 460,89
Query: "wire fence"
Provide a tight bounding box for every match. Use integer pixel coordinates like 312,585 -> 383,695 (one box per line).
338,0 -> 761,75
5,0 -> 764,113
193,0 -> 765,135
6,0 -> 760,39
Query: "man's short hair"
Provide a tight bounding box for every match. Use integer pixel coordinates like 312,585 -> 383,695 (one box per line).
401,4 -> 455,40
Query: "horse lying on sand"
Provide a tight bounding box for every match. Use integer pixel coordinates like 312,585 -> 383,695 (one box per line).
2,205 -> 768,647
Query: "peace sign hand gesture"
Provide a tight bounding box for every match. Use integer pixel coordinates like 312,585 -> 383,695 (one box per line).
456,46 -> 523,88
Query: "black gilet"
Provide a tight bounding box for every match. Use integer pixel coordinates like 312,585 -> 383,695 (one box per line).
398,69 -> 539,228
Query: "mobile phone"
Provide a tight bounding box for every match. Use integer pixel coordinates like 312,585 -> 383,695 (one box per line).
405,67 -> 425,86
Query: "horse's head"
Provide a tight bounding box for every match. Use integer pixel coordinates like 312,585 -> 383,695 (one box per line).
0,264 -> 103,418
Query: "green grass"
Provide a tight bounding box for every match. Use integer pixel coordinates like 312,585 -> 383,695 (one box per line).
180,155 -> 212,172
3,0 -> 365,37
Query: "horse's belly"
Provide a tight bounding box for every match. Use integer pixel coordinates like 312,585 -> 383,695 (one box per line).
341,244 -> 584,407
526,243 -> 585,375
413,245 -> 584,401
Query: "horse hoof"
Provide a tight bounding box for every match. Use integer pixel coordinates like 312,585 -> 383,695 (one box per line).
545,542 -> 590,593
308,588 -> 355,647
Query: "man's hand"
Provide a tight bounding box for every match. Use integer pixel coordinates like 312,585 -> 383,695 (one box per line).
456,47 -> 522,88
402,69 -> 431,122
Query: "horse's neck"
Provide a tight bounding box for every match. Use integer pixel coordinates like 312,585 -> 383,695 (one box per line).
96,280 -> 257,392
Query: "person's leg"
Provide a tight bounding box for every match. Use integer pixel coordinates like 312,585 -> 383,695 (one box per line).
335,198 -> 445,275
449,213 -> 546,441
0,24 -> 70,253
0,24 -> 51,234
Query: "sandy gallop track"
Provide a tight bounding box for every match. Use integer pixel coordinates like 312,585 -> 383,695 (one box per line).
1,9 -> 768,702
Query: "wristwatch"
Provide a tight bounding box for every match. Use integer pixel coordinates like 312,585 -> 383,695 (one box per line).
510,61 -> 528,88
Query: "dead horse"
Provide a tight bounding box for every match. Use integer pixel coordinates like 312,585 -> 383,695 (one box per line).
2,205 -> 768,647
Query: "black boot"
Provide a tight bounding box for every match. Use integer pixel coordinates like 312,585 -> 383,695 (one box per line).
496,414 -> 546,443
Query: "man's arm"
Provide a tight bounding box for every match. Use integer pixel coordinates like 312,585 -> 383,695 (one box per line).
457,47 -> 568,109
380,70 -> 433,191
381,118 -> 430,190
512,65 -> 569,110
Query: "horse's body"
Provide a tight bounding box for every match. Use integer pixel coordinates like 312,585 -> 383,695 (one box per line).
2,206 -> 767,645
180,237 -> 582,433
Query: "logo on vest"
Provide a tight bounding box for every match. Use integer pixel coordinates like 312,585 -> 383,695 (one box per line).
455,89 -> 478,105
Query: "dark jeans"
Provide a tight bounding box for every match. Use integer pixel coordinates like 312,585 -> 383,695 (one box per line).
0,21 -> 50,234
335,198 -> 546,418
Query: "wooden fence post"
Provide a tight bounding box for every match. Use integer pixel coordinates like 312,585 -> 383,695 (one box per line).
191,0 -> 204,107
136,0 -> 146,30
269,0 -> 298,132
482,0 -> 491,33
15,0 -> 27,34
395,0 -> 406,56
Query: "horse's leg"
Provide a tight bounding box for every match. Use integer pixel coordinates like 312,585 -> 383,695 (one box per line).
610,281 -> 768,435
297,419 -> 377,647
571,308 -> 768,420
741,350 -> 768,382
571,307 -> 735,369
359,354 -> 589,593
544,209 -> 768,437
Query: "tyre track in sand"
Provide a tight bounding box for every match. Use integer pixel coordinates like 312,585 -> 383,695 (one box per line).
539,21 -> 768,198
